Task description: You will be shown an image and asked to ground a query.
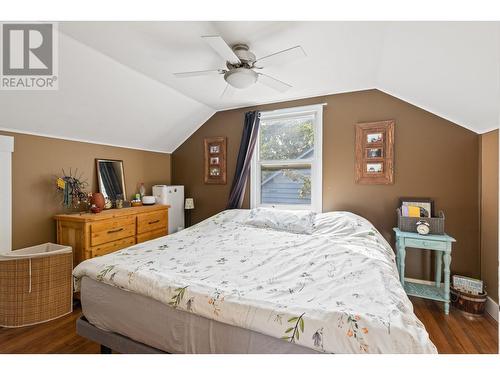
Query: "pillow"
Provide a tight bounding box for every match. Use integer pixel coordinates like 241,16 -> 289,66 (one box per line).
245,207 -> 316,234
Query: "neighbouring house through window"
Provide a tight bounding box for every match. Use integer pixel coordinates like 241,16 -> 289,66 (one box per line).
250,104 -> 323,212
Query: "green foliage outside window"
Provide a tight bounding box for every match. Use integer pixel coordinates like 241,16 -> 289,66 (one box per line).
260,118 -> 314,199
259,118 -> 314,160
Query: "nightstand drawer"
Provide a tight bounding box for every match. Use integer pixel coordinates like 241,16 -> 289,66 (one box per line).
404,238 -> 447,251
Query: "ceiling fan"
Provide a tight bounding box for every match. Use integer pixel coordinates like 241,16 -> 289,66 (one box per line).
173,35 -> 306,97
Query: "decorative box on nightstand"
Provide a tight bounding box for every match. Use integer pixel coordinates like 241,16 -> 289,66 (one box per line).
393,228 -> 456,314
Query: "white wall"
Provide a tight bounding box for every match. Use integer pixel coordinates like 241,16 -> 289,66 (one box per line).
0,135 -> 14,252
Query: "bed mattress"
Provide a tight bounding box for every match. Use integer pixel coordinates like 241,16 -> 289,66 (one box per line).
81,276 -> 315,353
74,209 -> 437,354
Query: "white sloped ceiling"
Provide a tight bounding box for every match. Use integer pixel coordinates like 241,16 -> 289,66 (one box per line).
0,30 -> 214,153
376,22 -> 500,133
1,21 -> 498,153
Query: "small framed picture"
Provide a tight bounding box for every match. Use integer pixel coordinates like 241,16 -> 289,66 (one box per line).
366,148 -> 383,158
366,163 -> 383,173
355,120 -> 394,184
367,133 -> 383,143
209,167 -> 220,176
204,136 -> 227,184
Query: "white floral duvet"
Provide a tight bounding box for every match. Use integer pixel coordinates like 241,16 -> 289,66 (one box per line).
73,209 -> 437,354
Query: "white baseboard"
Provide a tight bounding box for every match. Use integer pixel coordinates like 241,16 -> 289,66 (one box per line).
485,296 -> 499,322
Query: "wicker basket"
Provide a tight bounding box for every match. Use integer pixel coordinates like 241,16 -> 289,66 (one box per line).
397,208 -> 445,235
450,287 -> 487,317
0,243 -> 73,328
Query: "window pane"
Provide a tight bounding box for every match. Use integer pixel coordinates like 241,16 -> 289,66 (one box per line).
261,166 -> 311,205
259,116 -> 314,160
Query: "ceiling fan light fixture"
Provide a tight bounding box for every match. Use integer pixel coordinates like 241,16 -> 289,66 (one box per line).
224,68 -> 257,89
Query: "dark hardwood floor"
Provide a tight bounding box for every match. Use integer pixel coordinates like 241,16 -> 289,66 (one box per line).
0,297 -> 497,354
0,308 -> 99,354
410,296 -> 498,354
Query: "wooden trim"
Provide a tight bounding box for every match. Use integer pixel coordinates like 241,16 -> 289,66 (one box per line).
355,120 -> 395,184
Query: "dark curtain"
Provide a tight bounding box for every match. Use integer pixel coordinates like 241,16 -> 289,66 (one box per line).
227,110 -> 261,209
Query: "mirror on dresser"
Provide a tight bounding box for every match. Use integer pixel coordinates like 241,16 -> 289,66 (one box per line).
96,159 -> 126,201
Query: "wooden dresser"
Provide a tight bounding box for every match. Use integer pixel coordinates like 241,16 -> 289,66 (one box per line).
55,205 -> 169,266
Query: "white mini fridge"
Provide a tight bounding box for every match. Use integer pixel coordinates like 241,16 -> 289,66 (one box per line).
152,185 -> 184,234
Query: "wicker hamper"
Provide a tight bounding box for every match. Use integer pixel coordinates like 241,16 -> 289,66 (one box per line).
0,243 -> 73,328
450,287 -> 487,317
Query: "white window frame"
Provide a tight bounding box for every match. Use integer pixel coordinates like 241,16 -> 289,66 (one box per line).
250,104 -> 323,212
0,135 -> 14,253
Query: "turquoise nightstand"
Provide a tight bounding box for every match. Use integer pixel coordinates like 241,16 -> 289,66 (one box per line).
393,228 -> 456,314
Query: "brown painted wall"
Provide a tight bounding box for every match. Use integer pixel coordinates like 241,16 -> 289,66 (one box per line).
480,130 -> 498,302
173,89 -> 480,280
0,130 -> 171,250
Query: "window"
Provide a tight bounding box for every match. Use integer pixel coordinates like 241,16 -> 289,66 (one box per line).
250,104 -> 323,212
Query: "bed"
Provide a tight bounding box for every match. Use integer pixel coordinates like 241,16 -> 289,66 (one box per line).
73,209 -> 437,354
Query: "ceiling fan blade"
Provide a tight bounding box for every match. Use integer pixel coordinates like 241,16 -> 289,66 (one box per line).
255,46 -> 306,67
173,69 -> 225,78
220,83 -> 236,99
258,73 -> 292,93
201,36 -> 241,65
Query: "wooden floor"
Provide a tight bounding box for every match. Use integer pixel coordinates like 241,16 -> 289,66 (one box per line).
0,297 -> 497,354
0,308 -> 99,354
411,297 -> 498,354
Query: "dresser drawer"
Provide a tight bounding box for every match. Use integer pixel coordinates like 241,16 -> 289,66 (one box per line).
86,237 -> 135,259
90,216 -> 136,246
87,236 -> 136,258
137,210 -> 167,234
136,228 -> 167,244
404,238 -> 447,251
